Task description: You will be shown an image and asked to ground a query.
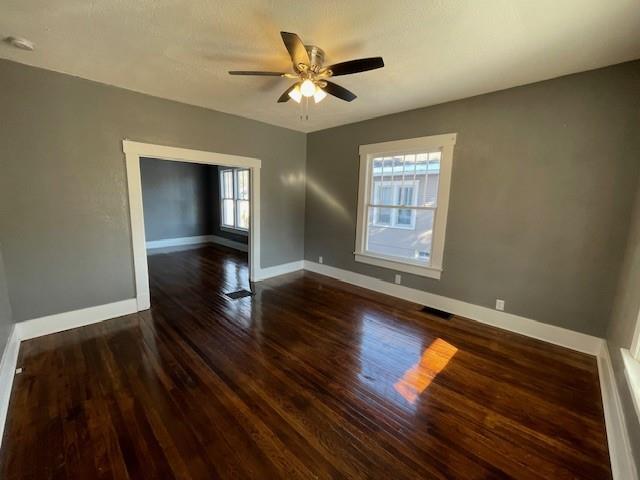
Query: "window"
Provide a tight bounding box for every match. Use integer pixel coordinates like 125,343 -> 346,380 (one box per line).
372,181 -> 418,229
220,168 -> 250,233
355,134 -> 456,279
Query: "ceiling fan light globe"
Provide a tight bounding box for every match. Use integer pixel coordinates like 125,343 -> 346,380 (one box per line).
313,88 -> 327,103
300,79 -> 316,97
288,85 -> 303,103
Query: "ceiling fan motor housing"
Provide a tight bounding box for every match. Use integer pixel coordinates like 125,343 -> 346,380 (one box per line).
305,45 -> 325,69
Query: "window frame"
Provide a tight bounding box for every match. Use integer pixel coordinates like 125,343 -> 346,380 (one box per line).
219,167 -> 250,235
632,308 -> 640,360
354,133 -> 456,279
622,308 -> 640,427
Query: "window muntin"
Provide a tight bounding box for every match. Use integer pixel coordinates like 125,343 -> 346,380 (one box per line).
220,168 -> 250,232
355,134 -> 456,279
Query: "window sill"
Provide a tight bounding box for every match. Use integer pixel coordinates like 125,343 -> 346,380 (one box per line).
354,252 -> 442,279
220,226 -> 248,236
622,348 -> 640,422
371,223 -> 416,231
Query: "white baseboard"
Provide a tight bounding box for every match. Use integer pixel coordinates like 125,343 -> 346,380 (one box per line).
17,299 -> 138,341
146,234 -> 249,254
210,235 -> 249,252
254,260 -> 304,282
0,325 -> 20,450
146,235 -> 212,250
597,343 -> 638,479
302,261 -> 603,355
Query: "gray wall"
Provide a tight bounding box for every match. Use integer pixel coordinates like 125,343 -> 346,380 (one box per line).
140,160 -> 249,245
606,177 -> 640,470
140,158 -> 214,241
305,60 -> 640,337
0,246 -> 14,358
0,59 -> 306,322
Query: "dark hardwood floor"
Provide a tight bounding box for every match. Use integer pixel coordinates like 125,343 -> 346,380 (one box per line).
0,244 -> 611,479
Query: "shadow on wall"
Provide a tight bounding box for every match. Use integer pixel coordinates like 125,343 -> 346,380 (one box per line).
281,172 -> 352,223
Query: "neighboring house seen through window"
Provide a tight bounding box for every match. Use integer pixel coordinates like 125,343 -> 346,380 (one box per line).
355,134 -> 456,279
220,168 -> 250,233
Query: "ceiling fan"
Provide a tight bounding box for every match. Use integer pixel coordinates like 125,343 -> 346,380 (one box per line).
229,32 -> 384,104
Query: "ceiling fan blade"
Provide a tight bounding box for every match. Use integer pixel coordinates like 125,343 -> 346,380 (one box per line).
323,81 -> 357,102
280,32 -> 310,71
277,84 -> 297,103
228,71 -> 286,76
326,57 -> 384,76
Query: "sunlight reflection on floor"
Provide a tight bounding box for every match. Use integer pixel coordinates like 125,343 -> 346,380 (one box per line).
394,338 -> 457,405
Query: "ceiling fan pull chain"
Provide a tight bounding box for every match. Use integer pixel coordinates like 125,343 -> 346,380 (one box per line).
299,96 -> 310,121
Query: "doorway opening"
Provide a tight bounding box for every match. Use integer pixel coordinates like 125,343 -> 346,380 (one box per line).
123,140 -> 262,311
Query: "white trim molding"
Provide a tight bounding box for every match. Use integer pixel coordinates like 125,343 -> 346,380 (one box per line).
146,235 -> 213,250
622,348 -> 640,423
354,252 -> 442,279
0,325 -> 20,449
597,344 -> 638,480
146,235 -> 249,254
630,308 -> 640,360
17,299 -> 138,341
123,140 -> 261,311
253,260 -> 304,282
354,133 -> 456,280
303,260 -> 603,355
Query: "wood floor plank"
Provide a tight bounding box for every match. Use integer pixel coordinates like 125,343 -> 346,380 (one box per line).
0,244 -> 612,479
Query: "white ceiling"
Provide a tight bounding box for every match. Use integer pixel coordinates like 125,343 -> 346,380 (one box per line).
1,0 -> 639,132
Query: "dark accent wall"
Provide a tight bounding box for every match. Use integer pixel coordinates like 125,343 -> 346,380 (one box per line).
0,59 -> 305,322
305,60 -> 640,337
140,158 -> 214,241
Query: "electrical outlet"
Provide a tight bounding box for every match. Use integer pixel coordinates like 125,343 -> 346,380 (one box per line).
394,274 -> 401,285
495,299 -> 505,311
318,256 -> 323,264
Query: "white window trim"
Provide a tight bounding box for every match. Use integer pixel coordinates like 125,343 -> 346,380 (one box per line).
354,133 -> 456,280
220,168 -> 250,235
372,180 -> 419,230
631,307 -> 640,360
621,306 -> 640,427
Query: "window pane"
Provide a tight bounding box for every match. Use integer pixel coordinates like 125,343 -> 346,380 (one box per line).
416,153 -> 428,175
367,208 -> 434,263
396,208 -> 413,226
237,170 -> 249,200
404,154 -> 416,178
375,185 -> 393,206
222,199 -> 234,227
222,171 -> 234,198
397,186 -> 415,206
371,207 -> 392,225
237,200 -> 249,229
